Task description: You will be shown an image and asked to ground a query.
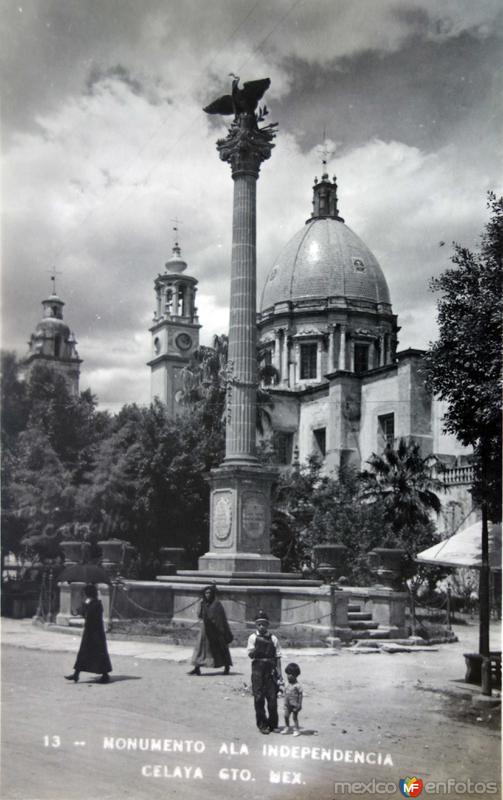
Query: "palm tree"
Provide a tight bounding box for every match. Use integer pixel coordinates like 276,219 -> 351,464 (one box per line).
360,438 -> 445,533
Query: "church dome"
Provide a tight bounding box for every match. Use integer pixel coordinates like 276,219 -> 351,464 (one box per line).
260,174 -> 391,311
36,317 -> 71,336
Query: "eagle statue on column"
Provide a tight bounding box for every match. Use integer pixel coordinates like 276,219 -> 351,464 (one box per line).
203,74 -> 271,118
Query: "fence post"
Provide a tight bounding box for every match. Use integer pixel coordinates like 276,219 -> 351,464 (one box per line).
409,587 -> 416,636
446,587 -> 451,630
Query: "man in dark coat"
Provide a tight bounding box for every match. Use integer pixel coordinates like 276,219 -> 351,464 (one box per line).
189,584 -> 233,675
65,583 -> 112,683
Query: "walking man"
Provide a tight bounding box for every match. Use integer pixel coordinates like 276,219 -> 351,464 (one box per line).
247,610 -> 283,734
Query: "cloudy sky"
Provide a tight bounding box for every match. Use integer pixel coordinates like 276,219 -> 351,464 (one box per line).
2,0 -> 502,411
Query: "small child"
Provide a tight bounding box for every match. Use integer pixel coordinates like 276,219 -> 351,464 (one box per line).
281,662 -> 303,736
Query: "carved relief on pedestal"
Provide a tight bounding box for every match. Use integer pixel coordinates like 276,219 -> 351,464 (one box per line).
242,493 -> 267,540
213,492 -> 233,545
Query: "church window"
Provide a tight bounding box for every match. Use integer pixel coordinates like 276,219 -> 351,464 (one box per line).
313,427 -> 326,457
154,337 -> 161,355
274,432 -> 293,465
354,343 -> 369,374
378,413 -> 394,450
54,335 -> 61,357
300,343 -> 317,379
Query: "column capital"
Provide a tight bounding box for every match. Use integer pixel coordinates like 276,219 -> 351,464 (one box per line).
217,113 -> 277,178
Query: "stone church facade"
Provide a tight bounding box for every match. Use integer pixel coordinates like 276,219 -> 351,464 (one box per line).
256,171 -> 474,537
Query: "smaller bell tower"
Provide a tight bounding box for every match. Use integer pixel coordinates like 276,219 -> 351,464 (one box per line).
147,233 -> 200,416
22,271 -> 82,396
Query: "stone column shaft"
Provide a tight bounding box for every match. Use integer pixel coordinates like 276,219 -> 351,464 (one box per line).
226,173 -> 258,463
328,326 -> 335,371
281,332 -> 289,386
316,339 -> 323,380
273,330 -> 281,373
338,325 -> 346,370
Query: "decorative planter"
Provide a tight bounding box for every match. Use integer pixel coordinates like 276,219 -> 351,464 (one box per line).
98,539 -> 134,576
368,547 -> 405,589
159,547 -> 187,575
312,544 -> 348,583
59,541 -> 91,566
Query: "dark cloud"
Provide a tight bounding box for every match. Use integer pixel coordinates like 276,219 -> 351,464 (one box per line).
274,28 -> 502,159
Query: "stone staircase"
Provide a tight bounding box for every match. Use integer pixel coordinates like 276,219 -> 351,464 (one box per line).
347,601 -> 401,640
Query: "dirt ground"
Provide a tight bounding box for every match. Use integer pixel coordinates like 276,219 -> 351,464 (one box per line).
1,621 -> 501,800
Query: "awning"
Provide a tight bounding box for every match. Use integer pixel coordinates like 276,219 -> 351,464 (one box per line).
416,521 -> 502,571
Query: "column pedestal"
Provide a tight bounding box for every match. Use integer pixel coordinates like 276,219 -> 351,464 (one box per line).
198,463 -> 280,574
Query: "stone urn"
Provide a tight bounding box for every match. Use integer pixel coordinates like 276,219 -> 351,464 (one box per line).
98,539 -> 134,576
59,541 -> 91,566
312,544 -> 348,583
368,547 -> 405,589
159,547 -> 187,575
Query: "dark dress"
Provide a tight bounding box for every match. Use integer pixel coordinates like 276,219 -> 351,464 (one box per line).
191,597 -> 233,669
74,597 -> 113,675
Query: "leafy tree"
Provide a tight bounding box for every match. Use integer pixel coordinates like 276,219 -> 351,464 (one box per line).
1,359 -> 112,562
272,458 -> 396,582
75,401 -> 225,574
422,193 -> 502,655
1,352 -> 29,449
7,427 -> 76,560
423,193 -> 503,521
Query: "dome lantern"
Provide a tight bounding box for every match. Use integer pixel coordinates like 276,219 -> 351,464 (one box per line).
309,171 -> 344,224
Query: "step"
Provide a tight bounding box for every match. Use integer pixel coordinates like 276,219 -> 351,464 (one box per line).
348,604 -> 361,613
350,627 -> 403,641
348,620 -> 379,630
348,612 -> 373,621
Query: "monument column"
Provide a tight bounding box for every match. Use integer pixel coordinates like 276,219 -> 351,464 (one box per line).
199,94 -> 281,574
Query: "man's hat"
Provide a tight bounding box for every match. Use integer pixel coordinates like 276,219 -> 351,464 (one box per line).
255,609 -> 269,623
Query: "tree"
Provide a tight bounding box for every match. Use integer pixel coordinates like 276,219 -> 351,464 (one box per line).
422,192 -> 503,657
423,193 -> 503,521
359,438 -> 443,582
271,458 -> 397,582
75,401 -> 225,574
360,438 -> 444,533
1,359 -> 112,562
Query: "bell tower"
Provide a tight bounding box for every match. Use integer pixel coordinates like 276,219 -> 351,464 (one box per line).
22,271 -> 82,396
147,233 -> 200,416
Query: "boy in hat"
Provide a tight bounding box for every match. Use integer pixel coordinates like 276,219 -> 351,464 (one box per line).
247,610 -> 283,734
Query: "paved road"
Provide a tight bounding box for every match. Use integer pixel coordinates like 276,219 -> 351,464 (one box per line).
1,619 -> 501,800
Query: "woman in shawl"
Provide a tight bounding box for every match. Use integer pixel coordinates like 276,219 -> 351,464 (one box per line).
65,583 -> 113,684
188,584 -> 233,675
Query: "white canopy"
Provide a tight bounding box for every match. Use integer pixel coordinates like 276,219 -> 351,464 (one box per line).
416,521 -> 502,571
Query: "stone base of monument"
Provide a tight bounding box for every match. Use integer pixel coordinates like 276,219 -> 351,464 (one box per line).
90,579 -> 352,645
164,567 -> 321,586
197,551 -> 281,574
